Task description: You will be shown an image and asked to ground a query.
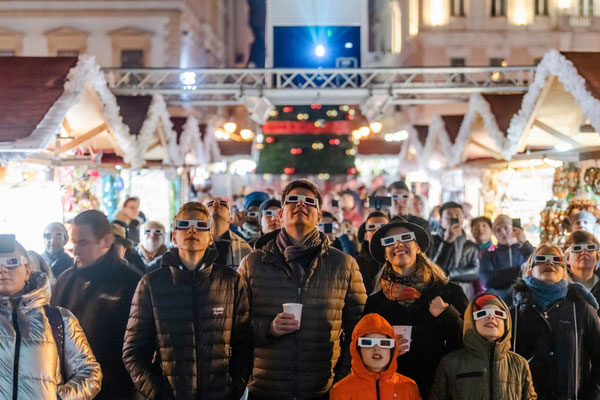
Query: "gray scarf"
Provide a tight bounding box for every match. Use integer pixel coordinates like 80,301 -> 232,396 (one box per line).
276,228 -> 322,283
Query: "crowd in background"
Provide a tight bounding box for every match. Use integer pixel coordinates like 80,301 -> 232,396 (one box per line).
1,178 -> 600,400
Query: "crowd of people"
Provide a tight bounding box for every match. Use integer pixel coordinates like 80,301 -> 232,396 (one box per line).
1,178 -> 600,400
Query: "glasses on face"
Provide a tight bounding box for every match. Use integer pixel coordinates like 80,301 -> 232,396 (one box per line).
262,210 -> 279,218
144,229 -> 164,236
570,243 -> 599,253
0,256 -> 27,270
534,254 -> 564,264
246,211 -> 259,218
284,194 -> 319,208
357,337 -> 395,348
380,232 -> 416,247
472,308 -> 507,321
392,194 -> 410,201
43,232 -> 64,240
207,200 -> 229,208
366,223 -> 386,231
174,220 -> 211,231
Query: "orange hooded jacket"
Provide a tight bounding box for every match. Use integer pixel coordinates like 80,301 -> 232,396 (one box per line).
330,313 -> 422,400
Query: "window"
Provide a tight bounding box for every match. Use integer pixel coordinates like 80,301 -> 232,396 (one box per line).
578,0 -> 595,16
451,58 -> 465,82
120,50 -> 144,68
450,0 -> 465,16
490,0 -> 506,16
0,28 -> 23,56
57,50 -> 79,57
535,0 -> 549,15
0,49 -> 15,56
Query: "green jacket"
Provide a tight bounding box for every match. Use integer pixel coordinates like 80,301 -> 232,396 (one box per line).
429,295 -> 537,400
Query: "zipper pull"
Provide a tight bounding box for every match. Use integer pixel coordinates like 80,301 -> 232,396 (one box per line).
297,287 -> 301,295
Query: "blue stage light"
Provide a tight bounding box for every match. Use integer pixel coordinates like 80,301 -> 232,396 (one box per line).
345,42 -> 353,49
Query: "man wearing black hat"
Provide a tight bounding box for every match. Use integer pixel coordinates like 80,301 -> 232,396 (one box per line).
388,181 -> 430,234
429,201 -> 480,298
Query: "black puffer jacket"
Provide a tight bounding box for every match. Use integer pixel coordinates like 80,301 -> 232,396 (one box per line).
52,246 -> 143,400
480,242 -> 534,303
122,247 -> 253,400
511,280 -> 600,400
429,228 -> 480,297
363,279 -> 467,399
238,229 -> 367,400
355,241 -> 381,295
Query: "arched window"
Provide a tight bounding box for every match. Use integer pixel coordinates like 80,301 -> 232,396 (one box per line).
535,0 -> 549,15
490,0 -> 507,16
450,0 -> 465,16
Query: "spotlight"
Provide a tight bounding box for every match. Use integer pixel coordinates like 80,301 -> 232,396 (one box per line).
240,129 -> 253,140
224,122 -> 237,134
315,44 -> 326,57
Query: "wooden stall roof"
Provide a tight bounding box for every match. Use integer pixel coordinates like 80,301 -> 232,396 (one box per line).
116,95 -> 152,136
357,140 -> 402,155
481,93 -> 524,135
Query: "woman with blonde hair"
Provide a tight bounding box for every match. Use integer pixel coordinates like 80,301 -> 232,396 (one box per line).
511,244 -> 600,400
363,218 -> 468,399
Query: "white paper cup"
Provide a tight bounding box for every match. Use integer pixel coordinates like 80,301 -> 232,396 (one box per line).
283,303 -> 303,325
393,325 -> 412,352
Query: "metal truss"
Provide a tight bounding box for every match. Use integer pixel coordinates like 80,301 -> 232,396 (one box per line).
103,66 -> 536,106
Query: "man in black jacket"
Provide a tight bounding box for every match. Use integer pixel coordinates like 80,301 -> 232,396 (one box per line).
41,221 -> 73,277
239,179 -> 366,400
52,210 -> 142,400
123,202 -> 253,399
355,211 -> 389,295
388,180 -> 430,234
429,201 -> 480,299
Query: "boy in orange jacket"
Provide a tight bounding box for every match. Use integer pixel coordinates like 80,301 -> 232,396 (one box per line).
330,313 -> 422,400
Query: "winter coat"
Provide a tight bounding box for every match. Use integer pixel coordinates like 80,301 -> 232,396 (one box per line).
355,241 -> 382,295
52,246 -> 142,400
570,270 -> 600,317
363,280 -> 468,398
42,250 -> 73,278
511,279 -> 600,400
122,247 -> 253,400
330,313 -> 422,400
429,228 -> 480,298
136,244 -> 168,266
429,295 -> 536,400
0,272 -> 102,400
238,229 -> 367,399
480,242 -> 534,303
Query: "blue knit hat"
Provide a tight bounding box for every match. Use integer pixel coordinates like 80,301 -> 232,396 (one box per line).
243,191 -> 270,211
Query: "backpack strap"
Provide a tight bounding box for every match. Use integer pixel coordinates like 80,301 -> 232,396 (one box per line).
44,305 -> 66,382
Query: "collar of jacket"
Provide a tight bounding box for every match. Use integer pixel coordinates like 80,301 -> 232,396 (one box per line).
76,245 -> 125,281
161,246 -> 219,284
260,228 -> 330,281
137,243 -> 168,263
0,272 -> 51,313
513,278 -> 599,310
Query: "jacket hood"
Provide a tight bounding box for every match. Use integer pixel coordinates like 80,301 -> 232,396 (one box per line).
350,313 -> 398,382
463,293 -> 511,360
161,246 -> 219,272
254,229 -> 280,250
0,271 -> 51,310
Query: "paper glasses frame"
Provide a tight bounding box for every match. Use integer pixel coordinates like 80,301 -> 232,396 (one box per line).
357,337 -> 395,348
284,194 -> 319,208
472,308 -> 507,320
380,231 -> 416,246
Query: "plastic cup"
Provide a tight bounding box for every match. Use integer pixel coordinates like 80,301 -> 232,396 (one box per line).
283,303 -> 303,326
393,325 -> 412,351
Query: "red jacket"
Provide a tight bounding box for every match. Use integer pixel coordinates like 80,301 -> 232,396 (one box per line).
330,313 -> 422,400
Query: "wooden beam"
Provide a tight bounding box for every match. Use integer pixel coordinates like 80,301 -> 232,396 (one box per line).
146,139 -> 161,152
61,119 -> 73,136
532,119 -> 582,148
104,127 -> 124,157
60,123 -> 107,153
470,138 -> 504,159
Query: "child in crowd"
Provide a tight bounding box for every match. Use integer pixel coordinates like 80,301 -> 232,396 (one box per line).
330,313 -> 421,400
429,294 -> 536,400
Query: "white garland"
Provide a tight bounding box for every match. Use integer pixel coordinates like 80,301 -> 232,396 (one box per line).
507,49 -> 600,156
180,116 -> 210,166
203,123 -> 222,163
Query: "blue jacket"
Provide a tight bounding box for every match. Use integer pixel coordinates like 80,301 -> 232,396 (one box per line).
480,242 -> 534,303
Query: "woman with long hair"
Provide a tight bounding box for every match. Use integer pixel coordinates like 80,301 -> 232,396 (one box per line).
512,244 -> 600,400
363,219 -> 468,398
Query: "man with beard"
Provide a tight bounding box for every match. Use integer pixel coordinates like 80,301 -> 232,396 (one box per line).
41,221 -> 73,277
238,179 -> 366,399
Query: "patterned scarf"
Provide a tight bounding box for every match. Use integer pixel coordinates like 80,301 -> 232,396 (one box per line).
276,228 -> 323,283
380,263 -> 426,306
